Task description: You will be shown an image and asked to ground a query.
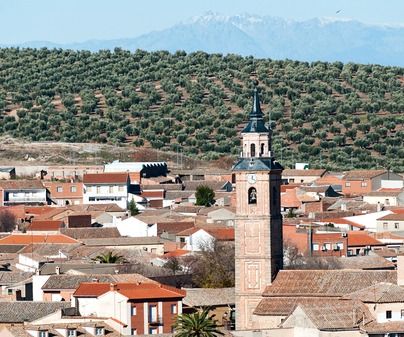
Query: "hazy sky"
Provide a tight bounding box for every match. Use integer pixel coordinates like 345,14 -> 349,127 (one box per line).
1,0 -> 403,44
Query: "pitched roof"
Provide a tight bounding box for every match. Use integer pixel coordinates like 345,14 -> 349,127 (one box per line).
83,173 -> 129,184
61,227 -> 121,239
281,188 -> 301,208
363,321 -> 404,334
347,231 -> 385,247
343,170 -> 386,180
254,297 -> 341,316
0,302 -> 70,322
75,282 -> 185,300
28,220 -> 64,231
183,288 -> 234,307
163,249 -> 191,258
262,270 -> 396,297
283,169 -> 327,177
157,221 -> 195,235
205,228 -> 234,241
343,282 -> 404,303
81,237 -> 163,246
0,180 -> 45,190
42,274 -> 155,290
0,234 -> 79,245
337,255 -> 395,270
117,283 -> 186,300
365,190 -> 403,197
0,271 -> 32,285
291,299 -> 373,330
378,213 -> 404,221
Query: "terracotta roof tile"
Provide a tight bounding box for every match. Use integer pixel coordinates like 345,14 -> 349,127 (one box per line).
364,321 -> 404,334
28,220 -> 64,231
83,173 -> 129,184
343,282 -> 404,303
0,180 -> 45,190
343,170 -> 386,180
347,231 -> 385,247
281,188 -> 301,208
205,227 -> 234,241
263,270 -> 396,297
157,221 -> 195,235
378,213 -> 404,221
0,234 -> 79,245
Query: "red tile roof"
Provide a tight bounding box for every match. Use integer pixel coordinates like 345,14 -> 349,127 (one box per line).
281,188 -> 301,208
378,213 -> 404,221
83,173 -> 129,184
205,228 -> 234,241
163,249 -> 191,258
344,170 -> 386,180
0,234 -> 79,244
28,220 -> 64,231
283,169 -> 327,177
347,231 -> 385,247
74,282 -> 186,300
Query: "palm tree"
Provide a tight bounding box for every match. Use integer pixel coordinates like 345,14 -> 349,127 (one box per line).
173,308 -> 224,337
92,251 -> 127,264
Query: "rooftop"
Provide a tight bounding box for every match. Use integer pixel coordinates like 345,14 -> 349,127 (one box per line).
347,231 -> 385,247
283,169 -> 327,177
343,282 -> 404,303
83,173 -> 129,184
81,237 -> 163,246
378,213 -> 404,221
0,234 -> 79,245
28,219 -> 64,231
262,270 -> 396,297
61,227 -> 121,239
0,302 -> 70,322
183,288 -> 234,307
343,170 -> 386,180
0,180 -> 45,190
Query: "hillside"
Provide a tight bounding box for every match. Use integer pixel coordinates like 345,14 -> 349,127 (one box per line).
0,48 -> 403,171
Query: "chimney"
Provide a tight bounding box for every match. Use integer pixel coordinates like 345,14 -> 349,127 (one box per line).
110,283 -> 117,292
55,266 -> 60,275
341,203 -> 347,211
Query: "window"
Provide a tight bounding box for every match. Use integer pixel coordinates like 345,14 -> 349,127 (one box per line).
180,237 -> 185,243
131,306 -> 137,316
383,222 -> 388,230
260,143 -> 265,156
361,182 -> 368,187
87,186 -> 92,192
312,243 -> 319,251
386,310 -> 392,319
149,305 -> 158,323
39,331 -> 47,337
171,304 -> 177,314
7,289 -> 12,295
109,186 -> 113,193
149,328 -> 157,335
131,329 -> 137,335
70,186 -> 77,193
250,143 -> 256,157
345,182 -> 351,187
67,329 -> 76,337
401,309 -> 404,319
96,186 -> 101,194
395,223 -> 400,229
325,243 -> 331,251
385,198 -> 390,206
119,185 -> 124,192
289,178 -> 295,183
56,186 -> 63,193
337,242 -> 344,250
248,187 -> 257,205
95,328 -> 104,336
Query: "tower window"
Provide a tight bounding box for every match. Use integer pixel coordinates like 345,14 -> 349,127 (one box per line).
250,144 -> 256,157
260,143 -> 265,156
248,187 -> 257,204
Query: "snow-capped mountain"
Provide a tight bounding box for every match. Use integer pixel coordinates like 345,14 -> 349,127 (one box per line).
3,13 -> 404,66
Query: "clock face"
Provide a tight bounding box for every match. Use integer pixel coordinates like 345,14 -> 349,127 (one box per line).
247,173 -> 257,184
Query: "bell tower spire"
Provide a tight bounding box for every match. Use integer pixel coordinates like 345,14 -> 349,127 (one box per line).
233,81 -> 283,331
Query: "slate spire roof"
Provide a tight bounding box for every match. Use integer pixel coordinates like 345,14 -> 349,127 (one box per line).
242,81 -> 269,133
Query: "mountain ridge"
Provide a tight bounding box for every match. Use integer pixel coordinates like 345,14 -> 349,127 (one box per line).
2,13 -> 404,66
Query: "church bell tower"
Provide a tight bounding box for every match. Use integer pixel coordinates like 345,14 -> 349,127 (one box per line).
232,81 -> 283,330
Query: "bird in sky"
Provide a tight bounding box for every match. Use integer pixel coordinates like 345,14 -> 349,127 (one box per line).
336,9 -> 342,14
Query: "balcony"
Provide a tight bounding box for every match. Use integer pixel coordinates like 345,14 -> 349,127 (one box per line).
149,316 -> 163,325
4,198 -> 47,204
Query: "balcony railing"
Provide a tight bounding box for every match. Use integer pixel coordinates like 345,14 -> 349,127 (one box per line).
149,316 -> 163,325
5,198 -> 46,203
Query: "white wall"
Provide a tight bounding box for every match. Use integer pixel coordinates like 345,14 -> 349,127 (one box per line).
32,275 -> 50,301
83,183 -> 128,209
115,217 -> 157,237
179,230 -> 214,251
6,189 -> 47,203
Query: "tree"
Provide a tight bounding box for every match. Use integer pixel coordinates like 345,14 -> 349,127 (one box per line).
190,240 -> 234,288
128,199 -> 139,216
195,185 -> 215,207
173,307 -> 224,337
0,210 -> 17,232
164,257 -> 182,275
92,251 -> 127,264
